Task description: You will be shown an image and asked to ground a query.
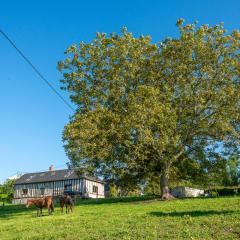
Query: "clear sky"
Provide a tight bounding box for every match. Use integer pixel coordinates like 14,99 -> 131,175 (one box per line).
0,0 -> 239,182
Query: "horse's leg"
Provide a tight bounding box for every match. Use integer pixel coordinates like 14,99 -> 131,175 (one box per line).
48,204 -> 52,215
40,208 -> 42,216
67,205 -> 69,214
51,202 -> 54,213
49,204 -> 52,215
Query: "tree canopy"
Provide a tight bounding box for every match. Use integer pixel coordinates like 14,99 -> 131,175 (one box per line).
59,20 -> 240,199
0,179 -> 15,204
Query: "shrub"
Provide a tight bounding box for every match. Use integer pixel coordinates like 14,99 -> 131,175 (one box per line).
209,191 -> 218,197
0,193 -> 8,206
76,195 -> 157,205
207,186 -> 240,196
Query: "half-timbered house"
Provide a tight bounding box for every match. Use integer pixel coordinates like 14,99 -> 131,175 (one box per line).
13,166 -> 105,204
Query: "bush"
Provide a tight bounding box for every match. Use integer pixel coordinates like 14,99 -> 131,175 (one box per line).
76,195 -> 157,205
207,186 -> 240,196
0,179 -> 15,201
209,191 -> 218,197
0,193 -> 8,206
108,184 -> 118,197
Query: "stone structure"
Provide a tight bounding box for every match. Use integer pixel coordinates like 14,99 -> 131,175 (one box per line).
171,186 -> 204,198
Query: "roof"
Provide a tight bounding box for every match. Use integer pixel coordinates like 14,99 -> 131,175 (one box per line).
15,169 -> 104,185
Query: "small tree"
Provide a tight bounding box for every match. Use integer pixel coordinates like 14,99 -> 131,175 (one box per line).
0,179 -> 15,202
59,20 -> 240,199
0,193 -> 8,207
108,183 -> 118,197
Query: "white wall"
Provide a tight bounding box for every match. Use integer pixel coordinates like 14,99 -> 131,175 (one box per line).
85,179 -> 105,198
13,178 -> 105,203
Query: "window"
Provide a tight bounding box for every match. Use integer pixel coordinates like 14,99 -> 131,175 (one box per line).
22,189 -> 28,195
93,186 -> 98,194
64,184 -> 72,191
40,188 -> 45,195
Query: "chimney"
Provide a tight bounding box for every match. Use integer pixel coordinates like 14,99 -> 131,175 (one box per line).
49,165 -> 54,171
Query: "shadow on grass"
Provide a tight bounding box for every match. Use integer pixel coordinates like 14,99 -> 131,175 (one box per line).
0,196 -> 158,219
0,204 -> 34,219
149,210 -> 236,218
0,205 -> 55,219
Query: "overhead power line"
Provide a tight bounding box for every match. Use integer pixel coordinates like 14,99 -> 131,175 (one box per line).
0,29 -> 74,111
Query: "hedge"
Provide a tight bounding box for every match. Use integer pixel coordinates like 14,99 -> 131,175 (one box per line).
206,186 -> 240,196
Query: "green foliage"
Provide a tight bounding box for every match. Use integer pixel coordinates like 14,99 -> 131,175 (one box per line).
1,197 -> 240,239
108,183 -> 118,197
0,179 -> 15,201
0,193 -> 8,199
207,186 -> 240,196
224,155 -> 240,185
142,176 -> 161,196
209,190 -> 218,197
172,154 -> 240,188
76,195 -> 156,205
126,189 -> 141,197
59,20 -> 240,192
0,193 -> 8,206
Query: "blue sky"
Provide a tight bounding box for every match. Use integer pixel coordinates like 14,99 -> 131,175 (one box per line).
0,0 -> 239,182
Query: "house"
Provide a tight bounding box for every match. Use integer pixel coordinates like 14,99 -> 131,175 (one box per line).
171,186 -> 204,198
13,166 -> 105,204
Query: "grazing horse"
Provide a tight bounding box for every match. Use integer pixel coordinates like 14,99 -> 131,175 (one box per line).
26,196 -> 54,217
59,195 -> 74,214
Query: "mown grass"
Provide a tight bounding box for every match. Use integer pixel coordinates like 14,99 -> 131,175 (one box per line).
0,196 -> 240,240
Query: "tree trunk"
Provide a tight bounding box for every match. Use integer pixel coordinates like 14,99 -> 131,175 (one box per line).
160,171 -> 174,200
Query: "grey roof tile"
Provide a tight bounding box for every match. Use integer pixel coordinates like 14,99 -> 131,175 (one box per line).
15,169 -> 103,184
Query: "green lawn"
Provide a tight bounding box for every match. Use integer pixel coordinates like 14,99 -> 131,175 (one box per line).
0,196 -> 240,240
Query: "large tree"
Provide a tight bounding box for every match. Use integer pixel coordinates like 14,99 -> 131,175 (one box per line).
59,20 -> 240,199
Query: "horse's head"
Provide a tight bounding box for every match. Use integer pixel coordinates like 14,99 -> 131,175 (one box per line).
26,199 -> 33,208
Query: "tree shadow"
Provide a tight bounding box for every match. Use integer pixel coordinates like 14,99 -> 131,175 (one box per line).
0,204 -> 37,219
0,197 -> 158,219
149,210 -> 236,218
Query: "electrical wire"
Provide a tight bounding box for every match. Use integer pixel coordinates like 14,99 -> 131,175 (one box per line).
0,29 -> 74,111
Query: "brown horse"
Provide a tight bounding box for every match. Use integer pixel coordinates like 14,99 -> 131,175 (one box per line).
26,196 -> 54,217
59,195 -> 74,214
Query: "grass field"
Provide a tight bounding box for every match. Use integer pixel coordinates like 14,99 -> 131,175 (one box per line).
0,196 -> 240,240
